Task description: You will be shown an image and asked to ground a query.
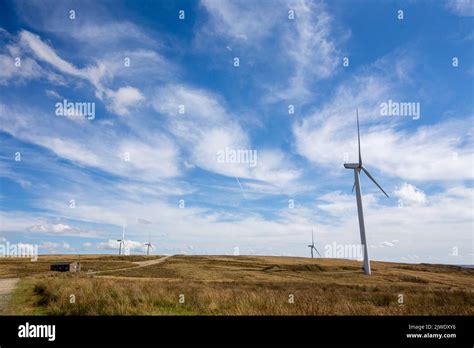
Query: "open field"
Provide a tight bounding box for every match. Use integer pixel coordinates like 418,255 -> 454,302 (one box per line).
0,255 -> 161,278
1,255 -> 473,315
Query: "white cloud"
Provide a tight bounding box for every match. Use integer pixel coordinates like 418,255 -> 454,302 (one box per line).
118,138 -> 180,179
51,224 -> 73,233
13,1 -> 159,47
45,89 -> 62,99
17,179 -> 32,188
292,56 -> 474,182
317,191 -> 378,218
108,86 -> 145,116
0,54 -> 43,85
200,0 -> 280,41
94,49 -> 179,85
0,214 -> 99,238
39,138 -> 103,167
445,0 -> 474,16
97,239 -> 147,253
277,0 -> 341,100
19,30 -> 84,77
0,103 -> 181,181
153,84 -> 300,187
19,30 -> 145,116
28,223 -> 97,237
40,241 -> 73,252
69,21 -> 158,45
394,183 -> 427,206
201,0 -> 343,102
371,240 -> 400,248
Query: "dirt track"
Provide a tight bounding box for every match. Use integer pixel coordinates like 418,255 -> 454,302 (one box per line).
92,255 -> 173,275
0,278 -> 19,312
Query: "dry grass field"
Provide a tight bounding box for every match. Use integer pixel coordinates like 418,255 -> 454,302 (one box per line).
0,254 -> 161,278
1,255 -> 473,315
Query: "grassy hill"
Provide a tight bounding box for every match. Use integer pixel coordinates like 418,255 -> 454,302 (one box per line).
2,255 -> 473,315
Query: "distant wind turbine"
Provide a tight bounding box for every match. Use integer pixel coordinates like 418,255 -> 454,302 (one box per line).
344,109 -> 389,275
144,232 -> 153,256
308,228 -> 321,258
117,224 -> 126,256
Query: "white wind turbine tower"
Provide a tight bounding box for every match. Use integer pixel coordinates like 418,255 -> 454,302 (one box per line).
344,109 -> 389,275
144,232 -> 153,256
308,228 -> 321,258
117,224 -> 126,256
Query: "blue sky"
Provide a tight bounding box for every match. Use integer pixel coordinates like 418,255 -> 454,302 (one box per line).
0,0 -> 472,264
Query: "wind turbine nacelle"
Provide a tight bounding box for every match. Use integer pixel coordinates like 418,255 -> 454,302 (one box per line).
344,163 -> 360,169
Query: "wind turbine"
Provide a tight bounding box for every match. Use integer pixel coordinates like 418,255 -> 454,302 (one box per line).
117,224 -> 126,256
344,109 -> 389,275
144,232 -> 153,256
308,228 -> 321,258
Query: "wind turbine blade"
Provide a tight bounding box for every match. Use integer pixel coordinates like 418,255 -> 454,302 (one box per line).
312,228 -> 314,244
352,181 -> 356,193
314,246 -> 321,257
357,108 -> 362,166
361,166 -> 389,198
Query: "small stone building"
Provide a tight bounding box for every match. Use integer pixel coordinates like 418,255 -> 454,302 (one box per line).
50,261 -> 81,272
